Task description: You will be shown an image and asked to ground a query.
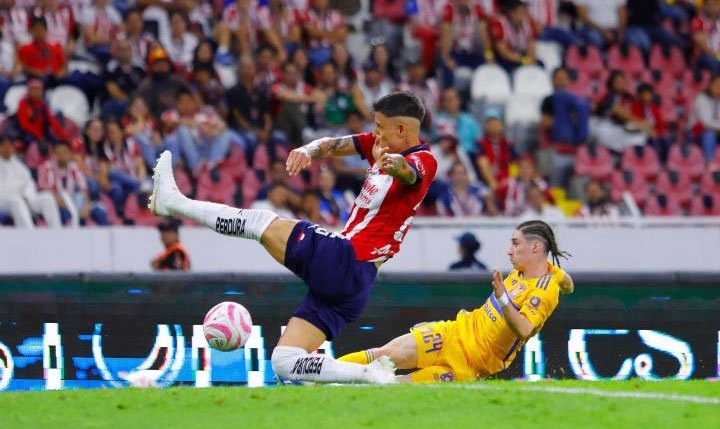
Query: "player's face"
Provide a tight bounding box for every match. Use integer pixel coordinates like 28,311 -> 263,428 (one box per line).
373,112 -> 405,154
508,230 -> 534,271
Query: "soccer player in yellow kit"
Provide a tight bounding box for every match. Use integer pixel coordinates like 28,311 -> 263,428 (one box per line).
338,220 -> 574,382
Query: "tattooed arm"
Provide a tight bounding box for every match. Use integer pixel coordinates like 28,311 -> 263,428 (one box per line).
286,136 -> 358,176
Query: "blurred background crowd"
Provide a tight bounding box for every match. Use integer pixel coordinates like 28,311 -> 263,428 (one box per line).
1,0 -> 719,230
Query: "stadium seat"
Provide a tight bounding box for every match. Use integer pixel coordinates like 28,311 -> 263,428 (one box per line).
68,59 -> 101,76
651,69 -> 679,104
220,145 -> 248,181
252,144 -> 271,172
513,65 -> 553,99
124,195 -> 160,227
655,169 -> 693,206
50,86 -> 89,127
470,64 -> 511,104
610,170 -> 650,205
574,144 -> 614,181
649,44 -> 686,78
535,41 -> 562,73
682,69 -> 711,102
196,168 -> 236,206
643,193 -> 682,216
607,44 -> 646,81
174,168 -> 194,197
667,142 -> 705,181
620,145 -> 660,180
689,194 -> 720,216
504,94 -> 541,125
98,194 -> 123,225
4,85 -> 26,115
659,98 -> 679,124
565,45 -> 604,78
699,169 -> 720,196
566,69 -> 594,100
241,170 -> 263,207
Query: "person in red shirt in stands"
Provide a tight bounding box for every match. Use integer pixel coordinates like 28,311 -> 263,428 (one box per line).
475,116 -> 517,204
16,79 -> 69,155
16,15 -> 66,81
489,0 -> 539,72
630,83 -> 668,161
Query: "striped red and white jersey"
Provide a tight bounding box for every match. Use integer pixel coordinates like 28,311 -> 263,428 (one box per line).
525,0 -> 558,28
36,5 -> 76,46
341,132 -> 437,263
301,6 -> 346,48
80,4 -> 122,45
38,159 -> 88,193
490,13 -> 538,52
1,7 -> 31,46
256,4 -> 302,40
222,0 -> 261,46
441,0 -> 488,52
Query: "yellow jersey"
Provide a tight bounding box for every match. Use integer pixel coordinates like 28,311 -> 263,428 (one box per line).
455,262 -> 563,376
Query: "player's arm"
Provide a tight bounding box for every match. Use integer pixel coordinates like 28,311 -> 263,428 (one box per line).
559,272 -> 574,295
377,147 -> 418,186
286,136 -> 358,175
491,269 -> 534,341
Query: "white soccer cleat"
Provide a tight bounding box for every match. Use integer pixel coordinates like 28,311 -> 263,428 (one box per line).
149,150 -> 183,217
364,356 -> 397,385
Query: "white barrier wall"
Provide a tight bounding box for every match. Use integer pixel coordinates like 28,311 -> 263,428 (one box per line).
1,219 -> 719,273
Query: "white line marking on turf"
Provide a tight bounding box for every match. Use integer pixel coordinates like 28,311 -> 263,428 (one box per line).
435,383 -> 720,405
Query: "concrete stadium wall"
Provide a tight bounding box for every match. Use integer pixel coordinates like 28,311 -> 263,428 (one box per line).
1,218 -> 719,273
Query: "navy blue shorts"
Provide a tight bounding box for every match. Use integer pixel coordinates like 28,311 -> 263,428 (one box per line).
284,221 -> 378,340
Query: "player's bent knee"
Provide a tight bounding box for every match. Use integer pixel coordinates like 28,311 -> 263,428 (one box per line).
270,345 -> 305,379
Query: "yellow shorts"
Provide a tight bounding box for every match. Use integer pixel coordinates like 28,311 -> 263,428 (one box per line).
409,320 -> 477,383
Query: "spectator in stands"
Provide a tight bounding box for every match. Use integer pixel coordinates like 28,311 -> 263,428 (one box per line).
407,0 -> 443,70
226,55 -> 271,154
519,183 -> 565,222
329,110 -> 370,193
16,15 -> 66,82
476,116 -> 517,197
528,0 -> 582,48
540,67 -> 590,186
81,0 -> 122,64
161,9 -> 199,72
369,42 -> 400,84
1,0 -> 31,47
123,96 -> 163,169
215,0 -> 256,64
16,79 -> 68,154
190,63 -> 224,108
250,181 -> 295,219
0,28 -> 15,110
625,0 -> 681,54
449,231 -> 488,271
317,165 -> 349,226
255,44 -> 281,93
355,60 -> 394,121
689,74 -> 720,162
302,0 -> 348,67
316,62 -> 356,130
330,43 -> 358,93
137,48 -> 190,117
575,178 -> 620,219
121,8 -> 153,67
438,162 -> 496,217
436,87 -> 482,158
271,61 -> 322,147
291,46 -> 316,87
631,83 -> 668,159
504,155 -> 549,216
490,0 -> 540,72
431,122 -> 478,184
574,0 -> 627,48
439,0 -> 493,87
151,217 -> 190,271
299,189 -> 324,225
590,71 -> 648,153
692,0 -> 720,75
38,140 -> 109,226
398,54 -> 440,128
257,0 -> 303,61
99,120 -> 143,220
36,0 -> 76,57
0,136 -> 62,228
101,38 -> 146,121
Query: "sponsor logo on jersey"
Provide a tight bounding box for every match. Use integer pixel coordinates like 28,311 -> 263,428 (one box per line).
290,356 -> 325,375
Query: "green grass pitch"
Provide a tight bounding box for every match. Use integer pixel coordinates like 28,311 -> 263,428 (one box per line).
2,380 -> 719,429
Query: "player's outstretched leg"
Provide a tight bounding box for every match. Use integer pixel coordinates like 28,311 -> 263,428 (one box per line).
149,150 -> 293,263
338,333 -> 419,370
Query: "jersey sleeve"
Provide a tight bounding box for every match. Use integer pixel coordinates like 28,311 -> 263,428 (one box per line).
352,132 -> 376,163
520,281 -> 560,331
404,150 -> 437,185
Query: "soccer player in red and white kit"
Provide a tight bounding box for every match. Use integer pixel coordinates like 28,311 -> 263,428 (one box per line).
149,92 -> 436,384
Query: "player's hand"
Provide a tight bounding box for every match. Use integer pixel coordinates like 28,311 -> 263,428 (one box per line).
491,269 -> 506,299
379,152 -> 406,176
286,147 -> 312,176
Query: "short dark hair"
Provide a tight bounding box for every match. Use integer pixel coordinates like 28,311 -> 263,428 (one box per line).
30,15 -> 47,29
372,92 -> 425,122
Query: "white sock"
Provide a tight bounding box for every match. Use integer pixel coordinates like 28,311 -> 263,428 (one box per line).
171,197 -> 277,242
271,346 -> 372,383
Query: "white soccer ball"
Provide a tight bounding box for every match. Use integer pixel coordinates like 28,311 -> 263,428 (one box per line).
203,301 -> 253,351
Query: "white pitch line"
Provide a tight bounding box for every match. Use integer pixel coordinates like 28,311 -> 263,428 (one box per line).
433,383 -> 720,405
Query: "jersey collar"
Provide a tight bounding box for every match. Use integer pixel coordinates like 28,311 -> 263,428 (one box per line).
401,141 -> 429,156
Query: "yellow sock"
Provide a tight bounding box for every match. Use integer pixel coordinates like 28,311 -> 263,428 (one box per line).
337,350 -> 374,365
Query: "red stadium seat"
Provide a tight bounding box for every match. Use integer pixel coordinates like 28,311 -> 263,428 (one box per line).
607,44 -> 646,81
574,144 -> 614,181
610,170 -> 650,205
651,69 -> 679,104
98,194 -> 123,225
196,168 -> 236,206
643,193 -> 682,216
699,169 -> 720,196
220,145 -> 247,181
667,142 -> 705,182
567,69 -> 594,100
655,169 -> 693,206
682,69 -> 711,103
689,194 -> 720,216
241,170 -> 263,207
565,45 -> 604,79
621,145 -> 660,180
174,168 -> 194,197
649,45 -> 686,78
124,195 -> 160,227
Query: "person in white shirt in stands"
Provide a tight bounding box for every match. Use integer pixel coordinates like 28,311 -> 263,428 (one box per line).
519,183 -> 565,222
0,136 -> 62,228
574,0 -> 627,48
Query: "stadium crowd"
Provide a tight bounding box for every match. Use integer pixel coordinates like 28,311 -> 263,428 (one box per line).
1,0 -> 719,229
